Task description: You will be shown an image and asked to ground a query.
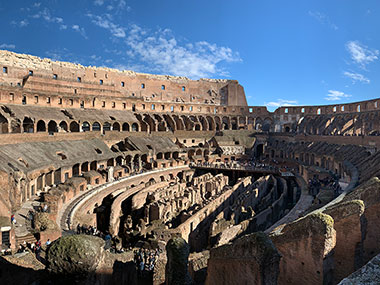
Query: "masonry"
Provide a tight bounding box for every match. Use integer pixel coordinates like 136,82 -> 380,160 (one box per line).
1,50 -> 380,284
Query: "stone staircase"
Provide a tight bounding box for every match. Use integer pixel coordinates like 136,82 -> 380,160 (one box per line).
16,232 -> 37,246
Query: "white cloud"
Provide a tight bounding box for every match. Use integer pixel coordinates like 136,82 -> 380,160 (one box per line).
265,99 -> 298,108
325,90 -> 351,101
0,43 -> 16,50
94,0 -> 104,6
32,8 -> 64,24
343,71 -> 370,84
72,25 -> 88,39
123,24 -> 241,78
346,41 -> 379,68
86,13 -> 126,38
19,19 -> 29,27
309,11 -> 338,30
11,19 -> 29,27
94,0 -> 130,11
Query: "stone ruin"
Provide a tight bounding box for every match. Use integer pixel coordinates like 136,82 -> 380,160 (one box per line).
0,50 -> 380,284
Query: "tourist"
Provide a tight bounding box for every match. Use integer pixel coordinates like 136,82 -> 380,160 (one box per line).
77,223 -> 81,234
11,214 -> 16,225
46,239 -> 51,246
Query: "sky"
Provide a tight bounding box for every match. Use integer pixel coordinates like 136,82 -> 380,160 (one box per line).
1,0 -> 380,111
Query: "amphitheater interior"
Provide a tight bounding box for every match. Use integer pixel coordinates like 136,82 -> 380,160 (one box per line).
1,50 -> 380,284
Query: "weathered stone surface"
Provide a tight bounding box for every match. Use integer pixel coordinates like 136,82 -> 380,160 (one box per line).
33,212 -> 58,231
206,232 -> 280,285
270,212 -> 336,285
339,253 -> 380,285
165,237 -> 192,285
324,199 -> 365,283
189,251 -> 210,284
47,235 -> 105,279
343,177 -> 380,264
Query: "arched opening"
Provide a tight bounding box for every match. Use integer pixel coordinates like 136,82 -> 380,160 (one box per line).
23,117 -> 34,133
157,153 -> 163,160
93,122 -> 101,131
48,120 -> 58,133
132,123 -> 139,132
90,161 -> 97,170
112,122 -> 120,131
36,120 -> 46,132
285,126 -> 290,132
81,162 -> 89,172
173,151 -> 179,159
116,156 -> 123,166
0,114 -> 8,133
72,163 -> 80,176
107,158 -> 114,167
59,121 -> 68,132
122,123 -> 130,131
70,121 -> 80,132
103,122 -> 111,132
133,154 -> 140,171
82,121 -> 90,132
256,144 -> 264,158
195,124 -> 201,131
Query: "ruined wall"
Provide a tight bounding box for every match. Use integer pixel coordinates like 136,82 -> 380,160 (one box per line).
206,232 -> 281,285
270,213 -> 336,285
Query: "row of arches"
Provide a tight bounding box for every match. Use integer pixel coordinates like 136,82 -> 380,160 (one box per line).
0,111 -> 274,134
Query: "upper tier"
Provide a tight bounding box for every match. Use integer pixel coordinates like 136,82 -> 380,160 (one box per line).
0,50 -> 247,107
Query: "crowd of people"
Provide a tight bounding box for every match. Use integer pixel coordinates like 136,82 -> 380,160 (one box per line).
14,239 -> 51,261
308,175 -> 342,197
193,159 -> 278,172
133,248 -> 161,276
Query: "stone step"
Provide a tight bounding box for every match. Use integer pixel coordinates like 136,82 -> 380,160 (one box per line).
16,233 -> 37,245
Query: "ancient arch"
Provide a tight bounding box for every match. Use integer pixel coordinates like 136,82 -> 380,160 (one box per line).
48,120 -> 58,133
69,121 -> 80,132
122,123 -> 130,131
23,117 -> 34,133
36,120 -> 46,132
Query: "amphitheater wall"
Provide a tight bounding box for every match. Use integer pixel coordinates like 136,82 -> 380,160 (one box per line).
323,200 -> 365,284
270,213 -> 336,285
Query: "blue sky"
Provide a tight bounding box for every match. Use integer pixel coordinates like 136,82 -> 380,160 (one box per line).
1,0 -> 379,110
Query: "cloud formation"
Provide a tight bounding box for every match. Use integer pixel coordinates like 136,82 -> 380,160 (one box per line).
72,25 -> 88,39
86,13 -> 126,38
309,11 -> 338,30
325,90 -> 351,101
343,71 -> 370,84
265,99 -> 298,108
346,41 -> 379,69
123,25 -> 241,78
31,7 -> 66,30
93,0 -> 130,12
0,43 -> 16,50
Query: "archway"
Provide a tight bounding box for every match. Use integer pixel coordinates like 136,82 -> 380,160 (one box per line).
93,122 -> 101,131
48,120 -> 58,133
122,123 -> 130,131
70,121 -> 79,132
132,123 -> 139,132
113,122 -> 120,131
36,120 -> 46,132
82,121 -> 90,132
23,117 -> 34,133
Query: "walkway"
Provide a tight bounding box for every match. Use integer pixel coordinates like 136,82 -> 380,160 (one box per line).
265,174 -> 313,234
